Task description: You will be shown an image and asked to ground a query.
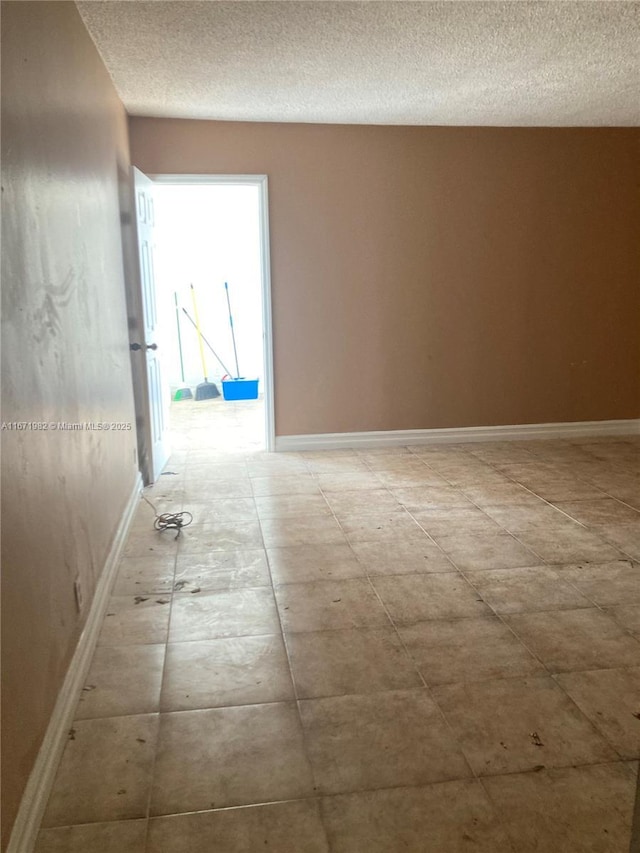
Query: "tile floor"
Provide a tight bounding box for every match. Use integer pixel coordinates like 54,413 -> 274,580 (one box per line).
36,399 -> 640,851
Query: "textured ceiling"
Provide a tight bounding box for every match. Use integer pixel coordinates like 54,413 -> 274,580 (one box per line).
76,1 -> 640,126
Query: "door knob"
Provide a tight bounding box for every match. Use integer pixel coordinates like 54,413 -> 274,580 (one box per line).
130,343 -> 158,351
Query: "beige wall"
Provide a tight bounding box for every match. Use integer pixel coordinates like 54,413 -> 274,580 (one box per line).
130,119 -> 640,436
1,3 -> 138,845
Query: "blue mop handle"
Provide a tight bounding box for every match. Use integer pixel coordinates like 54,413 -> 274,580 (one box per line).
224,281 -> 241,378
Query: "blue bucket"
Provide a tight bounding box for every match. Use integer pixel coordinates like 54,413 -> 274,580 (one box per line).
222,378 -> 259,401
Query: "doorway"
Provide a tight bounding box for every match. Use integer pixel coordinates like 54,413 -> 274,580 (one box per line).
143,175 -> 274,473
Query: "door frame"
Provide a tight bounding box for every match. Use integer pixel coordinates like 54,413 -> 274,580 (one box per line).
148,174 -> 276,452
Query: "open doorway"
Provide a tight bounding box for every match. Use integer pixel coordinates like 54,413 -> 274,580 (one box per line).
150,176 -> 274,459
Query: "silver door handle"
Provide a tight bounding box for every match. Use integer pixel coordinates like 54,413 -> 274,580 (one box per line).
130,343 -> 158,351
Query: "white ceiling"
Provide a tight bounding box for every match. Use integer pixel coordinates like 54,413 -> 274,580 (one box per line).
77,1 -> 640,126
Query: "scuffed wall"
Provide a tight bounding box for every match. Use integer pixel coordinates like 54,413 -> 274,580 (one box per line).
130,119 -> 640,436
1,2 -> 138,845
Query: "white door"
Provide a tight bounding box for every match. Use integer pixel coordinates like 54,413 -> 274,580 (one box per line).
132,167 -> 170,482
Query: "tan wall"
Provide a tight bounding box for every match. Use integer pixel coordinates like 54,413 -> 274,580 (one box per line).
130,119 -> 640,436
1,3 -> 138,845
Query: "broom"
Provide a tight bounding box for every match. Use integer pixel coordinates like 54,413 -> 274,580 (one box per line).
181,308 -> 233,376
190,283 -> 220,400
173,292 -> 193,400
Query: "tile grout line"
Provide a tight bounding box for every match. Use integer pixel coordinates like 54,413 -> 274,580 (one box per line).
141,530 -> 179,850
391,456 -> 637,771
320,463 -> 485,794
257,493 -> 336,853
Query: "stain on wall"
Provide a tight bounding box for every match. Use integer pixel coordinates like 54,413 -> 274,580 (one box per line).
130,119 -> 640,435
1,3 -> 138,845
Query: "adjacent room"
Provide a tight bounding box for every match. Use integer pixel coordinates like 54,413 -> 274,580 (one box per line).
2,2 -> 639,852
153,180 -> 270,453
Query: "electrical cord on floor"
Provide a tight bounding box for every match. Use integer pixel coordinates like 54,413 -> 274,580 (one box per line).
142,493 -> 193,539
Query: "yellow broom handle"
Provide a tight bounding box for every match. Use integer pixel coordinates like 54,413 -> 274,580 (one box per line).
190,284 -> 208,380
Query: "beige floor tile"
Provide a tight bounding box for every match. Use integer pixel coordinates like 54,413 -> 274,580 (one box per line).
173,549 -> 270,592
98,596 -> 170,646
35,819 -> 147,853
371,573 -> 492,623
432,676 -> 617,776
147,800 -> 330,853
161,635 -> 294,711
514,526 -> 624,564
409,447 -> 471,463
276,578 -> 390,632
373,460 -> 449,486
339,511 -> 430,544
482,503 -> 581,531
409,506 -> 503,536
260,515 -> 348,548
399,617 -> 545,685
267,544 -> 364,584
554,667 -> 640,758
305,458 -> 370,475
434,532 -> 541,571
357,447 -> 415,461
151,703 -> 314,813
187,497 -> 258,523
315,472 -> 384,492
287,627 -> 422,698
377,469 -> 453,489
190,463 -> 249,480
426,464 -> 510,488
616,489 -> 640,511
603,603 -> 640,638
461,482 -> 545,506
361,454 -> 430,471
559,560 -> 640,605
255,493 -> 331,518
324,488 -> 402,518
556,498 -> 640,528
389,485 -> 475,511
75,644 -> 165,719
321,779 -> 512,853
112,556 -> 175,596
528,480 -> 607,502
469,445 -> 537,465
247,460 -> 310,478
483,763 -> 636,853
451,471 -> 517,489
598,524 -> 640,560
465,565 -> 593,613
250,474 -> 322,496
177,520 -> 264,552
301,450 -> 358,461
182,476 -> 253,498
123,528 -> 180,559
169,588 -> 280,641
351,539 -> 456,575
505,608 -> 640,673
130,498 -> 176,523
41,715 -> 158,827
300,689 -> 471,794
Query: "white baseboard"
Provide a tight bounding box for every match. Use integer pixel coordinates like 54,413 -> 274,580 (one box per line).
275,419 -> 640,452
7,473 -> 142,853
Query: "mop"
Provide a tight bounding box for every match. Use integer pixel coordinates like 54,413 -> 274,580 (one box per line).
221,281 -> 259,400
224,280 -> 241,379
181,307 -> 233,376
173,292 -> 193,400
190,284 -> 220,400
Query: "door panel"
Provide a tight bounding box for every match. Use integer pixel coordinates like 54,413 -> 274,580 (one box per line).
132,167 -> 170,483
